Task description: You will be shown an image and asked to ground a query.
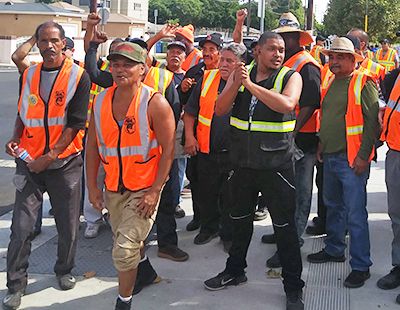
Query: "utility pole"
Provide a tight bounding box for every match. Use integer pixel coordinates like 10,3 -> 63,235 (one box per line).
307,0 -> 313,32
365,0 -> 368,32
247,0 -> 251,36
288,0 -> 290,11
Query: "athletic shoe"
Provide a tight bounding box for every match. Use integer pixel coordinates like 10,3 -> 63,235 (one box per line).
84,223 -> 101,239
115,297 -> 132,310
286,290 -> 304,310
57,273 -> 76,290
2,288 -> 25,310
307,249 -> 346,263
204,272 -> 247,291
174,205 -> 185,218
194,232 -> 219,245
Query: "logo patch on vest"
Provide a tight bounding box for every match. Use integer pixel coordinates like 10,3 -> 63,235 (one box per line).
54,90 -> 65,106
27,94 -> 38,106
124,116 -> 136,134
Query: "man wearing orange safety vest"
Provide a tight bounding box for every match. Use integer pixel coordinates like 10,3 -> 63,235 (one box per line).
307,37 -> 379,289
375,38 -> 399,74
376,71 -> 400,302
174,24 -> 203,72
85,42 -> 175,310
261,13 -> 323,270
183,43 -> 246,249
310,34 -> 327,65
3,22 -> 90,310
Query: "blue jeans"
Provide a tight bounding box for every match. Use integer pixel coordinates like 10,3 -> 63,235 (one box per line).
170,158 -> 187,207
323,152 -> 372,271
294,149 -> 317,246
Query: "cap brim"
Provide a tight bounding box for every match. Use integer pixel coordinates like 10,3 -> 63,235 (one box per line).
199,39 -> 221,48
107,53 -> 144,63
272,27 -> 314,47
167,43 -> 186,51
320,49 -> 364,63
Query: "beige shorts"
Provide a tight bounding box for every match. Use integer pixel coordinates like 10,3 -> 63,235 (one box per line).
105,188 -> 158,272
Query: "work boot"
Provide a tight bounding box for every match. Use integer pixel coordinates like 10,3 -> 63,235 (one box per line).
115,297 -> 132,310
158,245 -> 189,262
377,266 -> 400,290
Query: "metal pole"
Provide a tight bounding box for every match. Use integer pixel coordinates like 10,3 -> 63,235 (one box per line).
247,0 -> 251,36
307,0 -> 313,32
260,0 -> 265,34
365,0 -> 368,32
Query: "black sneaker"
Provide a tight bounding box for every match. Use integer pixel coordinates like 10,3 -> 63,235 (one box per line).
254,208 -> 268,221
186,218 -> 200,231
57,273 -> 76,290
305,223 -> 326,235
174,205 -> 185,218
2,288 -> 25,310
261,233 -> 276,244
158,245 -> 189,262
204,272 -> 247,291
344,269 -> 370,288
266,251 -> 281,268
115,297 -> 132,310
194,232 -> 219,245
377,266 -> 400,290
286,290 -> 304,310
132,257 -> 162,295
307,249 -> 346,263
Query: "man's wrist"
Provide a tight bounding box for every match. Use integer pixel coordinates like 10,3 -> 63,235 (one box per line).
89,41 -> 100,49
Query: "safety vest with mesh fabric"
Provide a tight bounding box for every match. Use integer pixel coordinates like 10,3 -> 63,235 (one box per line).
93,84 -> 160,192
181,48 -> 203,72
359,57 -> 385,82
144,67 -> 174,97
381,73 -> 400,152
310,45 -> 323,64
196,69 -> 220,154
284,50 -> 322,133
321,70 -> 375,166
364,50 -> 374,60
18,58 -> 85,159
376,48 -> 397,73
86,60 -> 112,128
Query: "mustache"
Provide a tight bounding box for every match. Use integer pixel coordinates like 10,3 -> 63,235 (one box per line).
330,64 -> 341,68
170,57 -> 180,61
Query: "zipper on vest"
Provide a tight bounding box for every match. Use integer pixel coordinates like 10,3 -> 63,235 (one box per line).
117,124 -> 124,189
384,95 -> 400,139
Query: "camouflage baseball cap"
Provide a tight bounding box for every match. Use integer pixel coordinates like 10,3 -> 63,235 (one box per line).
107,42 -> 146,64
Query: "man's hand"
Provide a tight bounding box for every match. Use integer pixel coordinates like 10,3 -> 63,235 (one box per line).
88,186 -> 105,212
181,78 -> 195,93
378,107 -> 385,131
5,139 -> 19,158
136,188 -> 161,218
185,136 -> 199,156
159,24 -> 179,39
352,155 -> 369,175
27,153 -> 54,174
233,62 -> 248,86
317,141 -> 323,163
93,31 -> 108,44
87,13 -> 102,26
236,8 -> 247,23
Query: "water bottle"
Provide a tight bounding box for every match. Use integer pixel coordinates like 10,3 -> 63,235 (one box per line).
13,146 -> 34,163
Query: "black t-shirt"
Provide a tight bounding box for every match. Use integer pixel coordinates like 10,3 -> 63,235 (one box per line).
178,62 -> 206,106
185,77 -> 230,152
383,68 -> 400,102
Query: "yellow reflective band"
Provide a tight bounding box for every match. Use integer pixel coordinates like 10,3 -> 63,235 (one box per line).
272,66 -> 290,93
201,70 -> 218,97
163,72 -> 168,96
198,114 -> 211,126
347,125 -> 363,135
154,68 -> 161,95
230,117 -> 295,132
100,60 -> 109,71
354,73 -> 363,106
230,117 -> 249,130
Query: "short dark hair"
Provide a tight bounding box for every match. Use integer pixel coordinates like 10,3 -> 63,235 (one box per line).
109,38 -> 125,53
35,22 -> 65,40
258,31 -> 284,47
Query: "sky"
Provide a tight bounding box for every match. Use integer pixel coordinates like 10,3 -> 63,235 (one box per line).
300,0 -> 329,24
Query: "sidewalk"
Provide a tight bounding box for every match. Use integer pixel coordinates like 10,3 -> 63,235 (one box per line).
0,145 -> 396,310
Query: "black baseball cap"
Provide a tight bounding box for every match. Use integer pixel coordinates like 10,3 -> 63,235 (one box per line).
199,33 -> 224,49
316,35 -> 326,42
381,38 -> 389,44
65,37 -> 74,49
129,38 -> 148,50
167,41 -> 186,51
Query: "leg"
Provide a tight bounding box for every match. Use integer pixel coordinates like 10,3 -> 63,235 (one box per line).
83,163 -> 106,226
218,153 -> 233,243
186,155 -> 201,224
45,156 -> 82,276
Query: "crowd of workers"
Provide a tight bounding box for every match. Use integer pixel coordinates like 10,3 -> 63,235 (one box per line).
1,7 -> 400,310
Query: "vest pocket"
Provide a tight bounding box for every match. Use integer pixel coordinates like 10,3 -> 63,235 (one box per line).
260,140 -> 289,152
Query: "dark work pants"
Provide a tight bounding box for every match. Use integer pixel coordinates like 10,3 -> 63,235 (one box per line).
7,156 -> 82,293
225,167 -> 304,293
186,155 -> 201,222
155,178 -> 178,248
316,161 -> 327,224
197,151 -> 233,240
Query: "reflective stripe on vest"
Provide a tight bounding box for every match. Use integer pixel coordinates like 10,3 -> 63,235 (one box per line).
230,67 -> 293,132
310,45 -> 322,64
197,70 -> 220,153
182,48 -> 202,72
144,67 -> 173,97
376,48 -> 396,73
381,74 -> 400,151
18,59 -> 84,159
94,84 -> 160,191
360,58 -> 385,81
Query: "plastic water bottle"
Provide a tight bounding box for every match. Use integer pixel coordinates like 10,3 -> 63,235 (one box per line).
13,146 -> 34,163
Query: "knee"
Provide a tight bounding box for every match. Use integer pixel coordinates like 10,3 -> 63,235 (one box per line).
112,235 -> 141,272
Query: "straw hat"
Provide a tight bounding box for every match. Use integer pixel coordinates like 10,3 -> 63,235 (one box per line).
272,12 -> 314,47
320,37 -> 364,62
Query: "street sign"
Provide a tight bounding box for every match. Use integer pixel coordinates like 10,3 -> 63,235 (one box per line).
98,8 -> 109,25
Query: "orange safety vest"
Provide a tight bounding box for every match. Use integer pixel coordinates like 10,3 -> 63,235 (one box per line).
381,73 -> 400,151
284,50 -> 321,133
144,67 -> 174,96
321,70 -> 375,166
375,48 -> 397,73
182,48 -> 203,72
359,58 -> 385,81
310,45 -> 323,64
73,59 -> 85,68
364,50 -> 374,60
18,58 -> 85,159
197,69 -> 220,153
93,84 -> 160,192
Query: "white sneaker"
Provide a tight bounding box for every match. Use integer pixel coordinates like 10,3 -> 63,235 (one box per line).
84,223 -> 101,239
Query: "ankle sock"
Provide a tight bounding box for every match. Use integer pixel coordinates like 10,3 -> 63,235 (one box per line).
118,294 -> 132,303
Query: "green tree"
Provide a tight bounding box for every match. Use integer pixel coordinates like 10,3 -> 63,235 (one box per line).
324,0 -> 400,43
270,0 -> 305,29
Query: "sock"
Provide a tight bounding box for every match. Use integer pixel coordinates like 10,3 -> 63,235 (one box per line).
118,294 -> 132,303
139,254 -> 147,263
